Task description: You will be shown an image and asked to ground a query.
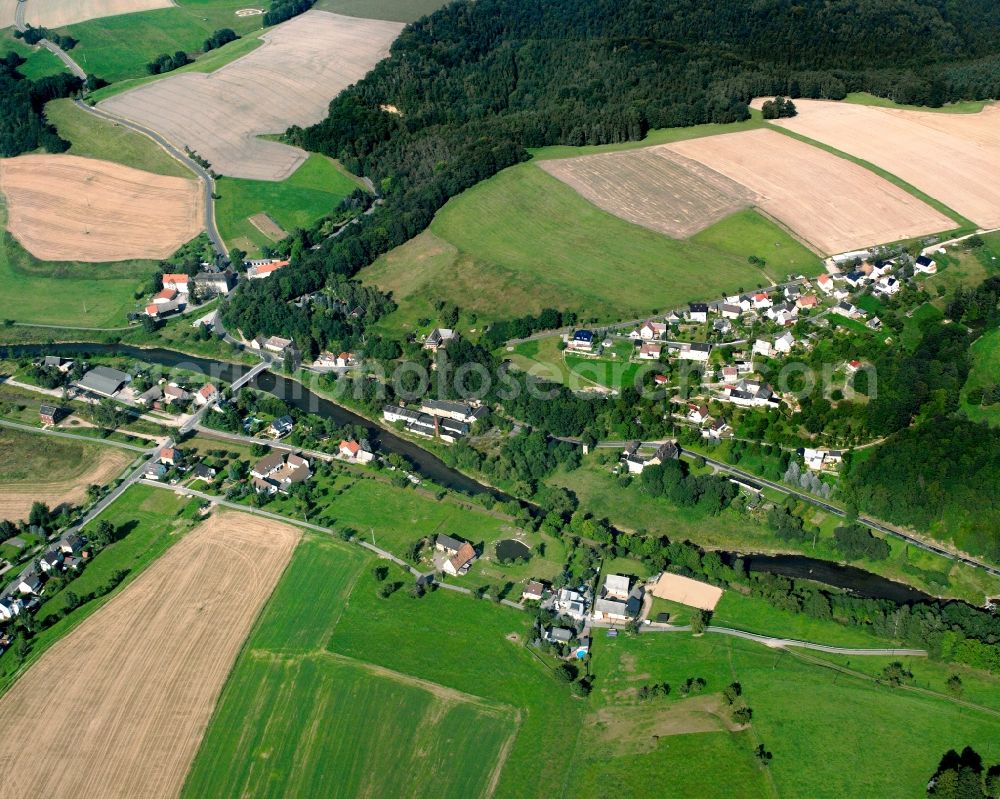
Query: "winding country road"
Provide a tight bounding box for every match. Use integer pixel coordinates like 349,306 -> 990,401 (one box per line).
14,0 -> 226,257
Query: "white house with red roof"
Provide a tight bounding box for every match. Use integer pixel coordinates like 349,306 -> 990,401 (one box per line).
816,274 -> 834,293
194,383 -> 219,407
247,259 -> 289,279
752,292 -> 773,310
161,273 -> 190,293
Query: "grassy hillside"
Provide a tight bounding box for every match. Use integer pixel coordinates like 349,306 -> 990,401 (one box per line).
0,204 -> 159,328
962,327 -> 1000,426
43,98 -> 194,178
215,154 -> 364,255
360,163 -> 823,331
57,0 -> 265,82
0,29 -> 68,80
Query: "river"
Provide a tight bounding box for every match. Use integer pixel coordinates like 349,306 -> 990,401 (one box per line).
2,341 -> 936,603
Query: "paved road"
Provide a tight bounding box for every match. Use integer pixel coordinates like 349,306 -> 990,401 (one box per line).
67,442 -> 164,533
0,418 -> 148,453
14,2 -> 87,79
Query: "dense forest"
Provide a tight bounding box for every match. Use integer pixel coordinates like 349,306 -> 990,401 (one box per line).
280,0 -> 1000,295
0,53 -> 81,157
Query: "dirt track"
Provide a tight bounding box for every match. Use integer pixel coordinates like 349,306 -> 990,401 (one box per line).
765,100 -> 1000,228
538,148 -> 753,238
0,511 -> 299,798
0,154 -> 203,262
100,11 -> 403,181
0,446 -> 132,522
667,129 -> 954,254
0,0 -> 171,28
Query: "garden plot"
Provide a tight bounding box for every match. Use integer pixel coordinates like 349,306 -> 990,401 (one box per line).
666,129 -> 954,254
0,511 -> 299,798
538,147 -> 754,238
765,99 -> 1000,228
99,10 -> 403,181
0,154 -> 203,262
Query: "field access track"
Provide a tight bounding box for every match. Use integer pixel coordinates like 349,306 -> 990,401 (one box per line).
99,11 -> 403,181
666,128 -> 954,254
0,511 -> 299,798
767,100 -> 1000,229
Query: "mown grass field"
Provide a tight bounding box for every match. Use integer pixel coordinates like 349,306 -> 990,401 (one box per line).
58,0 -> 266,82
44,98 -> 194,178
0,204 -> 157,327
183,536 -> 523,799
361,163 -> 823,331
581,631 -> 1000,799
0,485 -> 191,694
215,154 -> 363,254
313,0 -> 447,21
0,29 -> 67,79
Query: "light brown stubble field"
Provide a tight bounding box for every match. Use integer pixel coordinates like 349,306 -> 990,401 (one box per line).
538,148 -> 754,238
0,154 -> 203,262
100,11 -> 403,181
765,99 -> 1000,228
0,511 -> 299,798
0,0 -> 171,28
666,128 -> 954,254
0,446 -> 133,522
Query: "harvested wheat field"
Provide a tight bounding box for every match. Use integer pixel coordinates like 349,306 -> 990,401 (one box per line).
100,11 -> 403,181
0,511 -> 299,799
24,0 -> 170,27
538,148 -> 754,238
764,99 -> 1000,228
666,129 -> 953,254
650,572 -> 724,611
0,154 -> 203,262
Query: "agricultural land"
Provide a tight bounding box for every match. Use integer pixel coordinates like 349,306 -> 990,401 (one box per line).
0,426 -> 133,522
100,11 -> 403,180
0,0 -> 171,29
0,509 -> 298,797
0,154 -> 203,262
767,99 -> 1000,228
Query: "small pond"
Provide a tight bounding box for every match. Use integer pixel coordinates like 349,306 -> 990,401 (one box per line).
495,539 -> 532,562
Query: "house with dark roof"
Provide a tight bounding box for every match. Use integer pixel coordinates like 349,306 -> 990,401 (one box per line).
914,255 -> 937,274
76,366 -> 130,398
435,534 -> 465,555
39,404 -> 63,425
190,463 -> 217,482
688,302 -> 709,323
270,415 -> 294,438
250,452 -> 311,494
569,329 -> 595,351
423,327 -> 456,351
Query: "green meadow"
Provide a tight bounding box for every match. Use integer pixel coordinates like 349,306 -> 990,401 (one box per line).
0,204 -> 159,328
58,0 -> 266,83
962,326 -> 1000,426
215,154 -> 364,255
0,29 -> 67,79
360,163 -> 823,330
44,98 -> 194,178
183,536 -> 524,799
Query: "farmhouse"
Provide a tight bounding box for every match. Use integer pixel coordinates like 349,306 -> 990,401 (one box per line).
442,542 -> 476,576
77,366 -> 130,398
621,440 -> 679,474
250,452 -> 311,494
42,356 -> 73,373
247,259 -> 289,279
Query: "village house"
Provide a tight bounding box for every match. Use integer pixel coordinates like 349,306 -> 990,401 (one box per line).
653,373 -> 668,386
801,447 -> 844,472
423,327 -> 456,351
720,303 -> 742,320
247,259 -> 289,279
144,462 -> 167,480
313,351 -> 356,370
161,273 -> 190,294
136,385 -> 163,407
153,287 -> 178,305
190,463 -> 217,482
522,580 -> 548,602
816,274 -> 835,293
251,335 -> 296,359
158,446 -> 182,466
42,356 -> 73,373
552,587 -> 590,622
874,276 -> 901,296
688,302 -> 709,323
796,294 -> 819,310
638,320 -> 667,340
270,415 -> 294,438
704,417 -> 731,440
15,570 -> 42,596
846,359 -> 863,373
784,284 -> 801,300
434,534 -> 476,576
914,255 -> 937,275
774,331 -> 795,354
0,597 -> 23,621
844,270 -> 867,289
688,403 -> 710,424
678,342 -> 711,361
38,549 -> 63,574
339,439 -> 375,464
39,404 -> 62,425
58,533 -> 83,555
832,301 -> 858,319
622,440 -> 679,474
603,574 -> 631,601
752,292 -> 773,310
250,452 -> 311,494
545,627 -> 574,644
163,383 -> 191,404
638,342 -> 661,360
753,338 -> 772,357
194,383 -> 219,407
